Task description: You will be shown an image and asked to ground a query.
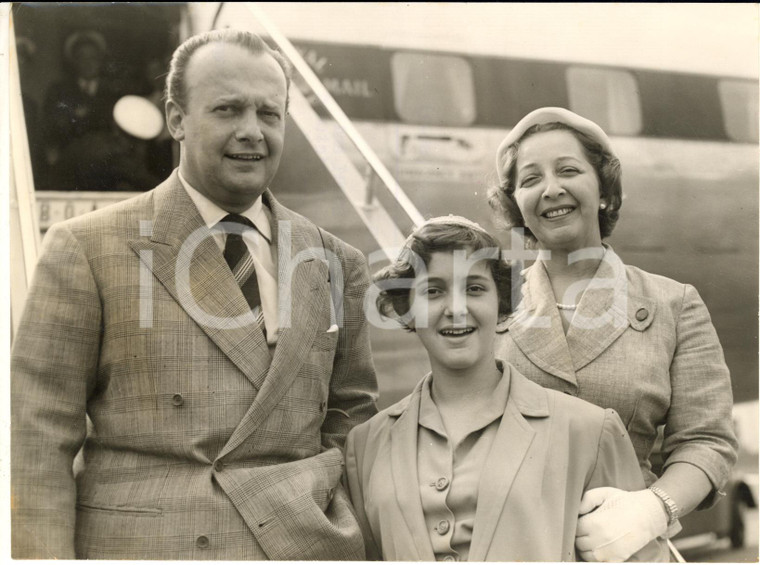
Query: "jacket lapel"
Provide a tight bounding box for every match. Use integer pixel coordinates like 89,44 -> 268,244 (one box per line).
219,192 -> 326,457
565,246 -> 630,371
266,194 -> 325,384
468,366 -> 546,561
507,262 -> 577,384
127,173 -> 271,388
507,246 -> 634,379
389,379 -> 437,561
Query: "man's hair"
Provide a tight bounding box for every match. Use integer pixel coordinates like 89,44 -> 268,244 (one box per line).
165,29 -> 293,111
373,219 -> 514,331
488,122 -> 623,244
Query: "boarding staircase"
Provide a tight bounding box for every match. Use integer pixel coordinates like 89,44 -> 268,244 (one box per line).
242,4 -> 432,407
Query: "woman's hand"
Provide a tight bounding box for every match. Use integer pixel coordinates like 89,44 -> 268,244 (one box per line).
575,487 -> 668,562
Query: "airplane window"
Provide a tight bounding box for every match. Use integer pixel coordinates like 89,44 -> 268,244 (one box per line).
636,72 -> 724,140
391,52 -> 476,126
718,79 -> 759,143
566,67 -> 642,136
472,58 -> 569,128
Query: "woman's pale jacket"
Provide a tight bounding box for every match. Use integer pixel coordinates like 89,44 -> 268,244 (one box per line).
496,245 -> 737,508
344,363 -> 666,561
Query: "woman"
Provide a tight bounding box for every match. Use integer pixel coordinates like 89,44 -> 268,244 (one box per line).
345,216 -> 665,561
489,107 -> 738,561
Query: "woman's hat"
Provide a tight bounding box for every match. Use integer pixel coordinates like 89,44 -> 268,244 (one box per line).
496,107 -> 615,184
64,30 -> 107,62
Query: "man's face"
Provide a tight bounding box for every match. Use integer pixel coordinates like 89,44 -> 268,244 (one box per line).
167,42 -> 287,212
73,43 -> 103,80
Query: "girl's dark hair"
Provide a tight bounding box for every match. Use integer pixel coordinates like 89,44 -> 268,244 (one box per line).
373,218 -> 514,331
488,122 -> 622,244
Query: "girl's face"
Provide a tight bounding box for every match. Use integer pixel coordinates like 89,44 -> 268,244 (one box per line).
513,130 -> 603,253
410,251 -> 500,376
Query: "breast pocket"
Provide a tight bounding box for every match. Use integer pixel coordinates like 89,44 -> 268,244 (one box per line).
306,306 -> 340,380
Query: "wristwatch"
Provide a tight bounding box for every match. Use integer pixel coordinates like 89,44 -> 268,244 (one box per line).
649,485 -> 680,527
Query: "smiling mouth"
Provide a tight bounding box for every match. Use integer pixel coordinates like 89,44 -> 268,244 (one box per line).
226,153 -> 264,161
439,327 -> 475,337
542,207 -> 574,219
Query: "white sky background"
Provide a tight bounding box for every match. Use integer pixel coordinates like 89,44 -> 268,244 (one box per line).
252,2 -> 759,78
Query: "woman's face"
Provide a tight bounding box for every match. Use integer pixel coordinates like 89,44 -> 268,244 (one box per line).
410,252 -> 499,376
513,130 -> 603,253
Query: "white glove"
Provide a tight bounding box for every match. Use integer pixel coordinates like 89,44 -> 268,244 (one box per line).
575,487 -> 668,562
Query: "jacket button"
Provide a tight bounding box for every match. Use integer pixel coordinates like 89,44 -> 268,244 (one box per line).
196,535 -> 209,549
172,393 -> 184,406
635,308 -> 648,322
442,555 -> 457,562
435,477 -> 449,491
213,460 -> 224,472
436,519 -> 450,535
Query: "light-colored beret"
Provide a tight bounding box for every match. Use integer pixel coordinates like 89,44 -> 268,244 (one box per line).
495,107 -> 615,184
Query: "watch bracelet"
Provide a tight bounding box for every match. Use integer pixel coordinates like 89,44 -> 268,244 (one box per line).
648,485 -> 680,527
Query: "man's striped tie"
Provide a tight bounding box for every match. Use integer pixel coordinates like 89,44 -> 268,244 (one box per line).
222,214 -> 265,329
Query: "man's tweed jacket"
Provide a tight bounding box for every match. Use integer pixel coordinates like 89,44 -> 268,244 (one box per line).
11,172 -> 378,559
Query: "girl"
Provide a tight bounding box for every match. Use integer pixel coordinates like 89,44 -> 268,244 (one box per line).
345,216 -> 665,561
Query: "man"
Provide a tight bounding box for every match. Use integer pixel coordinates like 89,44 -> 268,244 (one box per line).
11,29 -> 378,559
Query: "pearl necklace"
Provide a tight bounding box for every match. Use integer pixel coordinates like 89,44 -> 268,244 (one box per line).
556,303 -> 578,310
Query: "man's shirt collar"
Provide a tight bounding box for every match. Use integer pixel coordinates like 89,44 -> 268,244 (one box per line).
178,171 -> 272,243
418,369 -> 510,439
